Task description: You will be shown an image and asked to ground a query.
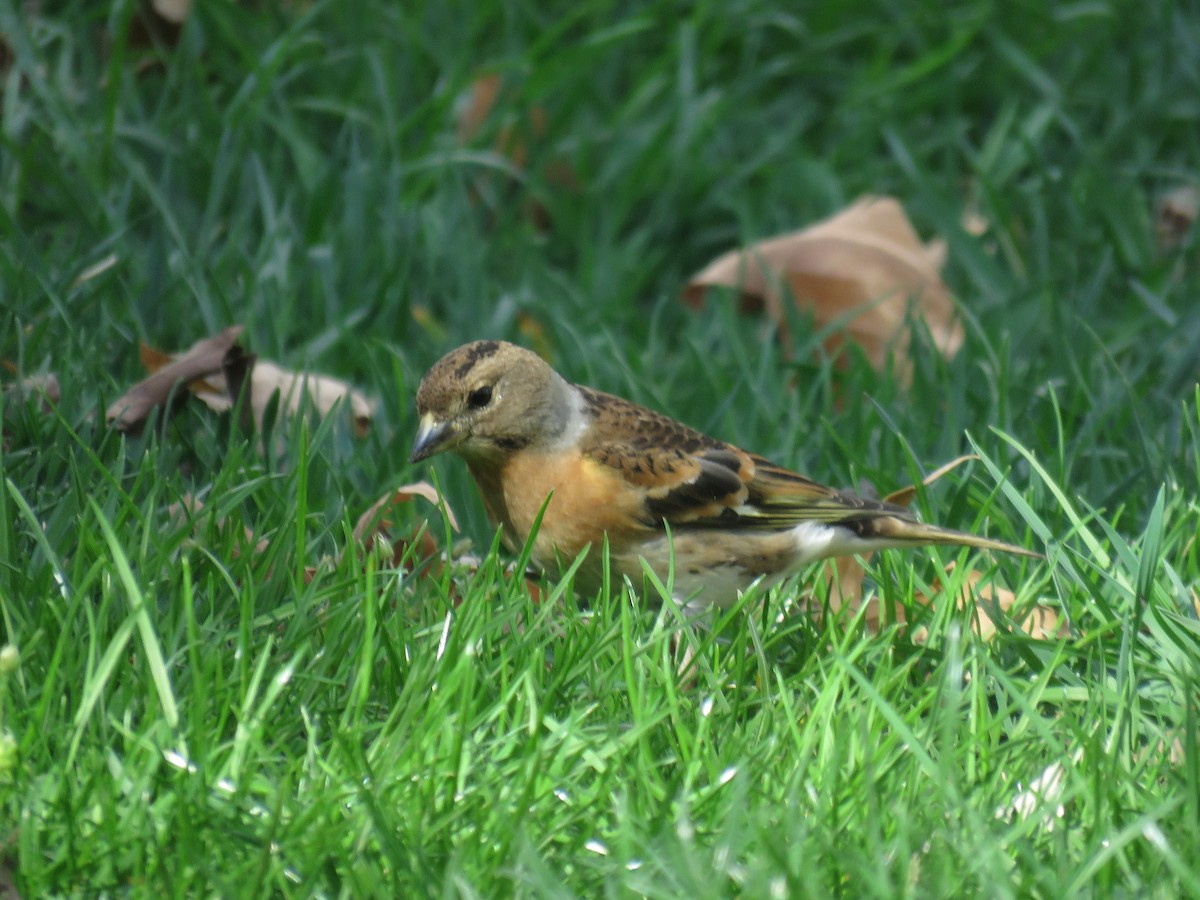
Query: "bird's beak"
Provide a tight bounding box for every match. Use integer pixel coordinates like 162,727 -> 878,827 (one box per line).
410,414 -> 456,463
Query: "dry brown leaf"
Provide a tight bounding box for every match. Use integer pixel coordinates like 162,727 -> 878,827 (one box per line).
818,558 -> 1062,643
354,483 -> 459,542
682,196 -> 962,382
152,0 -> 192,24
352,482 -> 459,575
195,360 -> 375,438
457,73 -> 545,169
456,72 -> 578,229
1156,184 -> 1199,250
912,561 -> 1067,642
882,455 -> 979,508
113,328 -> 371,439
167,494 -> 266,556
2,373 -> 60,412
107,325 -> 244,433
138,343 -> 174,373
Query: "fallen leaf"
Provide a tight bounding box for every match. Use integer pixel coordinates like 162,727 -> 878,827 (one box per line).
167,494 -> 266,556
106,325 -> 244,433
152,0 -> 191,24
456,72 -> 578,229
346,486 -> 542,603
112,327 -> 374,439
881,455 -> 979,508
994,757 -> 1074,832
138,343 -> 174,373
682,196 -> 962,382
217,343 -> 258,435
2,373 -> 60,412
1155,184 -> 1198,250
913,561 -> 1067,642
352,483 -> 459,575
354,482 -> 459,543
457,73 -> 543,169
818,558 -> 1062,643
195,360 -> 375,438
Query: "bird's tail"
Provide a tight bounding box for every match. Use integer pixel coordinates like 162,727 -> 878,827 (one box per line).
855,515 -> 1042,559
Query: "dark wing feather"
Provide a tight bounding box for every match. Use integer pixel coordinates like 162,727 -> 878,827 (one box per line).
573,386 -> 1039,558
576,386 -> 912,531
736,457 -> 920,528
576,387 -> 752,526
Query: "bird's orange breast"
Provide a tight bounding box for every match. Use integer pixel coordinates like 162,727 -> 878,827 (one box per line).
468,449 -> 647,568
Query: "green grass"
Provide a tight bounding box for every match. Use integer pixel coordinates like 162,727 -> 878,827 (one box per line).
2,0 -> 1199,895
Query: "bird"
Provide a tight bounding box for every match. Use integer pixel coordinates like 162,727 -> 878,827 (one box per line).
410,340 -> 1038,612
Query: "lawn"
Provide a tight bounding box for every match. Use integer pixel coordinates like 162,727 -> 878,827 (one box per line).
2,0 -> 1199,896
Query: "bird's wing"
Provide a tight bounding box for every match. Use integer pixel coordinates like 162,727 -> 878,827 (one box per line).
737,457 -> 916,527
576,387 -> 909,531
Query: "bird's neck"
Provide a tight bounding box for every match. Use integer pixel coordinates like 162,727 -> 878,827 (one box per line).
540,376 -> 589,451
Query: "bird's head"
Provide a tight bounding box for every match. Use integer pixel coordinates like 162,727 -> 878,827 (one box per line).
410,340 -> 575,464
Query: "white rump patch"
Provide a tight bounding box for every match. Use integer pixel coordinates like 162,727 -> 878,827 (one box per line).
789,520 -> 908,567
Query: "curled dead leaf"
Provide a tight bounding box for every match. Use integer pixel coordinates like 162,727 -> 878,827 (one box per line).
682,196 -> 962,382
1155,184 -> 1198,251
2,372 -> 60,412
196,360 -> 376,438
817,557 -> 1062,643
106,326 -> 244,433
456,72 -> 578,229
152,0 -> 192,24
167,494 -> 267,556
354,482 -> 459,542
995,757 -> 1073,831
881,455 -> 979,508
352,483 -> 459,575
912,561 -> 1067,642
111,326 -> 374,439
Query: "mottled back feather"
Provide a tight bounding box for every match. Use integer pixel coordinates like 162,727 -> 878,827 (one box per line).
575,385 -> 920,533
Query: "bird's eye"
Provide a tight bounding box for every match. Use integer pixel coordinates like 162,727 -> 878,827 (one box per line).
467,385 -> 493,409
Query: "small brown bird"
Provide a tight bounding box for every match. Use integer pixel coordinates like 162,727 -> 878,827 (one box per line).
410,340 -> 1037,611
